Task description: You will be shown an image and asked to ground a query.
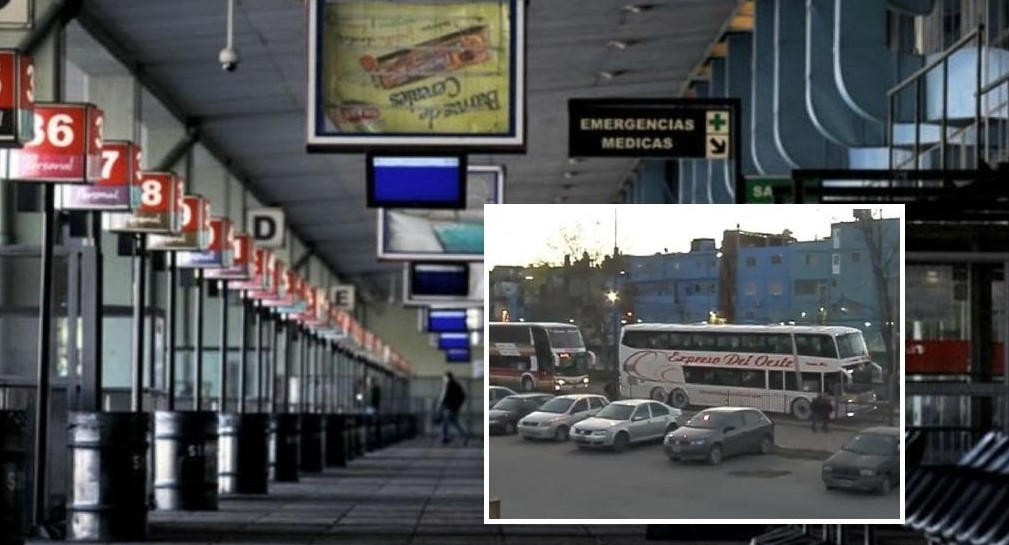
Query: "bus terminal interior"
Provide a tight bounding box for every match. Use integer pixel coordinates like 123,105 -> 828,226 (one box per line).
0,0 -> 1007,544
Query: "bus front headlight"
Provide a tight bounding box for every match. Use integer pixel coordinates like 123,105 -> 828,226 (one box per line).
582,377 -> 589,384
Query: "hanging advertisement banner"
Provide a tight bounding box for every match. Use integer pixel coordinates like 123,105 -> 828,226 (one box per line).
147,195 -> 210,251
0,50 -> 33,144
8,102 -> 102,183
58,141 -> 141,210
306,0 -> 525,151
377,165 -> 502,261
105,171 -> 182,234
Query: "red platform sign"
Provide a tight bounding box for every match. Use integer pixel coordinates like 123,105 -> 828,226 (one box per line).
9,102 -> 102,182
206,232 -> 254,281
0,50 -> 34,145
105,171 -> 182,233
59,140 -> 141,210
148,195 -> 210,251
178,217 -> 234,269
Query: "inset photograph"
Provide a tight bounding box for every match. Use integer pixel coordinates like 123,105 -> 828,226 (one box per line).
484,204 -> 903,522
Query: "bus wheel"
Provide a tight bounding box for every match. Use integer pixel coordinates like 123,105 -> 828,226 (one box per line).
791,398 -> 812,420
520,377 -> 534,392
669,388 -> 690,410
650,387 -> 666,402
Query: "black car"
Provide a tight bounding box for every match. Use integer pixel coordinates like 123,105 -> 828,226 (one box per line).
664,407 -> 775,465
488,393 -> 554,435
822,426 -> 899,494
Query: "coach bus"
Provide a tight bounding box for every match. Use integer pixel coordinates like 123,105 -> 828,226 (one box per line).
489,322 -> 595,392
618,324 -> 878,420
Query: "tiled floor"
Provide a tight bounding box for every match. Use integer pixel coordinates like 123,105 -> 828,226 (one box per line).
83,439 -> 649,545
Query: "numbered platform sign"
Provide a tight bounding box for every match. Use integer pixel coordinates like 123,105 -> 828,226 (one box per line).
236,248 -> 272,296
249,256 -> 284,301
0,50 -> 33,146
58,140 -> 141,210
105,171 -> 182,233
275,271 -> 308,314
206,232 -> 254,281
8,102 -> 102,183
148,195 -> 210,251
178,217 -> 234,268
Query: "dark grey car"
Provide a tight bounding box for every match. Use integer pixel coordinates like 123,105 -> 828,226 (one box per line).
822,426 -> 899,494
488,394 -> 554,435
663,407 -> 774,465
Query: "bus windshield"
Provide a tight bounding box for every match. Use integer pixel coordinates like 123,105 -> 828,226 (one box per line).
547,328 -> 584,349
841,364 -> 877,393
836,332 -> 868,359
490,326 -> 531,344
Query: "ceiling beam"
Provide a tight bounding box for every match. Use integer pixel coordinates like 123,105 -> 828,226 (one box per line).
75,8 -> 356,283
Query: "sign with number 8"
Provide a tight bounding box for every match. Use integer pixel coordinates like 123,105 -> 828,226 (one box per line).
104,171 -> 182,233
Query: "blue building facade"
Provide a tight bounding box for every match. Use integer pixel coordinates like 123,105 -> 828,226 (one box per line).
622,239 -> 719,324
735,245 -> 792,324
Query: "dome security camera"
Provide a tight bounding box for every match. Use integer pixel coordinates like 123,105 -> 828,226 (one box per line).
219,47 -> 238,72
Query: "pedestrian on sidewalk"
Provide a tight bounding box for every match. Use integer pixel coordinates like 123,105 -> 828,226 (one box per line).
811,392 -> 831,433
437,371 -> 470,446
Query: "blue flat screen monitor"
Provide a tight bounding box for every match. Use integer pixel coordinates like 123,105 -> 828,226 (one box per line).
438,333 -> 469,350
410,263 -> 469,297
445,347 -> 470,363
428,309 -> 468,333
367,154 -> 467,209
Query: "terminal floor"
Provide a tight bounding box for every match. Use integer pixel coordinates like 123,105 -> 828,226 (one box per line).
35,439 -> 653,545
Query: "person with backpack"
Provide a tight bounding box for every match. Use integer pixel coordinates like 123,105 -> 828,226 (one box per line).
437,371 -> 470,445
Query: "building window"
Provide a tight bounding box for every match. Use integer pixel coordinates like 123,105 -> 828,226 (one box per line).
832,253 -> 841,275
832,228 -> 840,248
745,283 -> 756,295
769,282 -> 783,296
745,257 -> 756,267
770,255 -> 783,265
708,283 -> 715,293
794,279 -> 817,295
852,252 -> 860,263
805,254 -> 818,265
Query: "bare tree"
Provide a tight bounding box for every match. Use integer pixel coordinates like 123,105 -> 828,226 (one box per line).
544,221 -> 606,266
852,210 -> 899,420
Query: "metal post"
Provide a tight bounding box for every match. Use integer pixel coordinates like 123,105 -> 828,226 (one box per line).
1003,261 -> 1009,433
218,280 -> 229,412
941,59 -> 948,169
976,26 -> 984,168
166,253 -> 177,410
85,211 -> 103,411
299,327 -> 306,413
131,235 -> 147,412
31,184 -> 56,530
272,318 -> 280,414
238,295 -> 247,414
255,303 -> 263,412
194,269 -> 204,411
914,79 -> 921,170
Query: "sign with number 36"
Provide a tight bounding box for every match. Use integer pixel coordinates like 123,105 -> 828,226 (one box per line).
8,102 -> 103,183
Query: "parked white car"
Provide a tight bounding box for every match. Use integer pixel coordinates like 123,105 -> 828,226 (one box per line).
571,399 -> 682,452
518,394 -> 609,441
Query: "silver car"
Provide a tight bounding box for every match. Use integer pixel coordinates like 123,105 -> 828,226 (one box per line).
517,394 -> 609,442
571,399 -> 682,452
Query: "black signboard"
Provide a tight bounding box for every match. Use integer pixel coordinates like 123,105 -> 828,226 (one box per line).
568,98 -> 739,159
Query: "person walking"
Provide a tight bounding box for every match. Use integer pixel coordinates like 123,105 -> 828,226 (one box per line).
811,392 -> 831,433
437,371 -> 469,445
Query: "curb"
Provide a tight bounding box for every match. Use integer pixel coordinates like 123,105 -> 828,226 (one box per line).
774,446 -> 833,460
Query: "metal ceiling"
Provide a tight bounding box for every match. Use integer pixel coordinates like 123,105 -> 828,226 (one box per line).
75,0 -> 737,285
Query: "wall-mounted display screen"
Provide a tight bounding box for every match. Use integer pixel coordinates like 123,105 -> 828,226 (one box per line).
367,154 -> 467,209
428,309 -> 468,333
445,347 -> 471,363
378,165 -> 502,261
438,332 -> 469,350
403,262 -> 483,307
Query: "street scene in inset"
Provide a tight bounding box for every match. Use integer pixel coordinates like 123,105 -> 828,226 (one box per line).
485,204 -> 902,521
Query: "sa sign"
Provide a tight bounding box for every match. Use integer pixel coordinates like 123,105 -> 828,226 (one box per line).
247,208 -> 285,248
331,285 -> 355,311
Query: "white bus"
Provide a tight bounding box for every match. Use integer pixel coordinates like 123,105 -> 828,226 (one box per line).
618,324 -> 879,420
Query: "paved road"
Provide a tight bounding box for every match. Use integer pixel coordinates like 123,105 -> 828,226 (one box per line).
488,434 -> 901,521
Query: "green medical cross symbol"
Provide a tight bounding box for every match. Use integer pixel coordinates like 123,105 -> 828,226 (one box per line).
708,113 -> 726,132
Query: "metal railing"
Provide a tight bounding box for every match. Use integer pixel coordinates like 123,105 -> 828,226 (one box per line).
888,26 -> 985,171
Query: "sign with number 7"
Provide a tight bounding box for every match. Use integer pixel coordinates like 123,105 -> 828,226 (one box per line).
58,140 -> 141,210
8,102 -> 102,183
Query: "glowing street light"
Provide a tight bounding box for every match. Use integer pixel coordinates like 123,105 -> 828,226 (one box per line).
606,291 -> 619,303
